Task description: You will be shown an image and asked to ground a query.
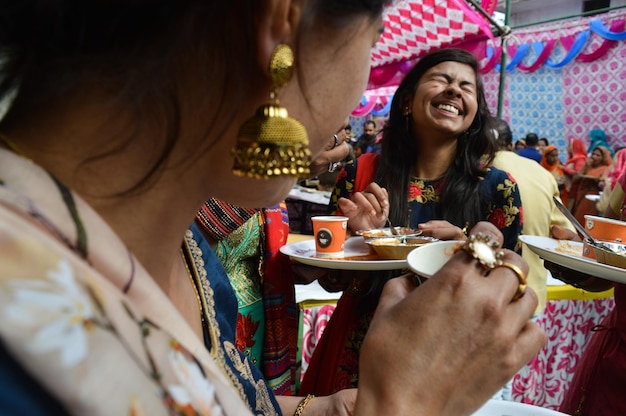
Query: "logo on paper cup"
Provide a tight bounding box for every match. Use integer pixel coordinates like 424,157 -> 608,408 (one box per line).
316,228 -> 333,248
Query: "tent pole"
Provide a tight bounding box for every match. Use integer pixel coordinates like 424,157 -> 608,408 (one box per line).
464,0 -> 510,37
463,0 -> 511,118
497,0 -> 511,118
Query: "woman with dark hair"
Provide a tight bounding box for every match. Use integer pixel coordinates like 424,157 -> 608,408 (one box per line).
541,145 -> 566,200
329,48 -> 521,247
0,2 -> 542,416
303,48 -> 523,396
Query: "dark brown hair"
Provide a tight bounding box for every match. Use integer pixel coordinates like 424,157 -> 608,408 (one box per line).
376,48 -> 495,229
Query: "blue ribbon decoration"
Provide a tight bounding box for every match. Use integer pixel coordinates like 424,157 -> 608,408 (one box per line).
371,97 -> 393,117
506,43 -> 530,71
494,43 -> 530,72
486,45 -> 493,59
538,31 -> 590,68
589,18 -> 626,41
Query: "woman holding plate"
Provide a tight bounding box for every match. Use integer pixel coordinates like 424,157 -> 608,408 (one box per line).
301,48 -> 523,396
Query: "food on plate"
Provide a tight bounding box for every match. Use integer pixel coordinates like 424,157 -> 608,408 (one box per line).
366,236 -> 438,260
358,227 -> 421,239
553,240 -> 583,257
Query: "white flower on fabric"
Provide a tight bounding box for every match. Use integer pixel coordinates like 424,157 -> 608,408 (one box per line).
167,344 -> 223,416
3,259 -> 97,367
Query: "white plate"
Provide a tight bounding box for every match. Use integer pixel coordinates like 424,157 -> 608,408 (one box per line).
280,236 -> 408,270
471,400 -> 568,416
519,235 -> 626,284
407,240 -> 464,277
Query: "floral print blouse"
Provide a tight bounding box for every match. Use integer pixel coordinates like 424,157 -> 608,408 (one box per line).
0,148 -> 253,415
329,156 -> 523,251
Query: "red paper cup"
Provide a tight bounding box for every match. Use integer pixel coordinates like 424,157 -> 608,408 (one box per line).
311,216 -> 348,258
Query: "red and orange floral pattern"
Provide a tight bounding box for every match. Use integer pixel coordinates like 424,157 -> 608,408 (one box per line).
236,313 -> 259,353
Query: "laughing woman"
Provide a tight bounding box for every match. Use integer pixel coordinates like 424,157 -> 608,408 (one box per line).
302,48 -> 523,396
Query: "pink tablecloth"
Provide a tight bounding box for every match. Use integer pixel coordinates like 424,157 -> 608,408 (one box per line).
300,292 -> 615,409
512,296 -> 615,409
300,304 -> 337,378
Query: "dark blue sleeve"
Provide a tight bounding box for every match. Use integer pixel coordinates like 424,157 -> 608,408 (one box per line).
328,158 -> 357,215
482,167 -> 523,252
0,340 -> 70,416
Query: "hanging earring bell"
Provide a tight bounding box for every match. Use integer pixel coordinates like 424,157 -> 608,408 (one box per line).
232,44 -> 311,179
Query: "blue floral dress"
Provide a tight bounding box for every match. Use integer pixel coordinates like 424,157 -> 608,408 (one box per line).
329,155 -> 523,251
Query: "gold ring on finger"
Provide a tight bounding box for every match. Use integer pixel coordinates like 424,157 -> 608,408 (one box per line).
495,262 -> 527,302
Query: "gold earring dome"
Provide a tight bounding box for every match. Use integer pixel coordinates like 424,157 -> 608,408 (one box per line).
232,44 -> 311,179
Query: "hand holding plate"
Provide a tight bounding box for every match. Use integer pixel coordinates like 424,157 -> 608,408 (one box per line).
356,222 -> 545,415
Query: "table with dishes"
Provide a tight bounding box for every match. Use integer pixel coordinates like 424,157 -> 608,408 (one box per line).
286,185 -> 332,234
284,232 -> 620,411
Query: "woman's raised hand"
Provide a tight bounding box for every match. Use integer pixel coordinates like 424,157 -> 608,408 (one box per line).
355,221 -> 546,416
418,219 -> 468,241
337,182 -> 389,232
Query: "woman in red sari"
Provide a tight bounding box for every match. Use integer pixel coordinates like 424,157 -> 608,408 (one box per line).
563,137 -> 588,209
571,145 -> 612,224
541,145 -> 566,202
596,148 -> 626,214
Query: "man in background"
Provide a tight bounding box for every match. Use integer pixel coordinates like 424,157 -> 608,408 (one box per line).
492,118 -> 574,315
517,132 -> 542,163
356,120 -> 378,154
491,118 -> 575,401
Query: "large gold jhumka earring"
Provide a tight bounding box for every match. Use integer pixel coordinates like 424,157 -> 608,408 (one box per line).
232,44 -> 311,179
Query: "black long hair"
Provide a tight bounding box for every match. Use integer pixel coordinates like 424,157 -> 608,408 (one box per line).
375,48 -> 496,229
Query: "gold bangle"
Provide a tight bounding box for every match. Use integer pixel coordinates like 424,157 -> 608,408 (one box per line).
294,394 -> 315,416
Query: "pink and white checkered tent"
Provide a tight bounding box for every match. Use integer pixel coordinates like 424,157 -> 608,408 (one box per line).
366,0 -> 498,91
372,0 -> 498,67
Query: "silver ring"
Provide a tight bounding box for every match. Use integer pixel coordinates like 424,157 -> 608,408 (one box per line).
333,134 -> 339,147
